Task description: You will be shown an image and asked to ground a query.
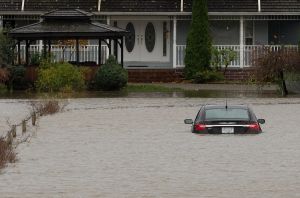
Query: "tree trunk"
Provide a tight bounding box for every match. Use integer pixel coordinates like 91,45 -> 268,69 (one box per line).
280,70 -> 288,96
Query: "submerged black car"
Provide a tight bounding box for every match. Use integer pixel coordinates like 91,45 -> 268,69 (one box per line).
184,105 -> 265,134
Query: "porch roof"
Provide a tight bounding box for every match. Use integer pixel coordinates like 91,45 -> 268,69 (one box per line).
3,0 -> 300,14
9,9 -> 128,40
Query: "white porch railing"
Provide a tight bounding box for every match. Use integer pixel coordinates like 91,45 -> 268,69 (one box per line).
18,45 -> 109,65
18,44 -> 298,67
176,45 -> 298,68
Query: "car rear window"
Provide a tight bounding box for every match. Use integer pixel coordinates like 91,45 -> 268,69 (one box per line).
205,108 -> 250,121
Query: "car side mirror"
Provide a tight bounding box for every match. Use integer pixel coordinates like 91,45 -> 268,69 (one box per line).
257,119 -> 265,124
184,119 -> 193,124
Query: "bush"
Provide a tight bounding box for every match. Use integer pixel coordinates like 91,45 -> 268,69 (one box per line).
193,70 -> 224,83
30,53 -> 42,66
252,46 -> 300,96
0,137 -> 16,170
0,67 -> 9,84
94,56 -> 128,91
36,62 -> 85,92
7,65 -> 28,90
0,83 -> 8,94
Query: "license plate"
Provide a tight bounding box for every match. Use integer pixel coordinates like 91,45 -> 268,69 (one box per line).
222,127 -> 234,134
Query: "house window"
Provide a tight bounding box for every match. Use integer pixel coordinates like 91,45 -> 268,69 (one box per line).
125,22 -> 135,53
245,21 -> 254,45
145,22 -> 156,52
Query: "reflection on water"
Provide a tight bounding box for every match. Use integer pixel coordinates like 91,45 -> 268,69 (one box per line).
0,89 -> 293,99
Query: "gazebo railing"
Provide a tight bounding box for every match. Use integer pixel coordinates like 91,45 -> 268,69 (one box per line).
18,45 -> 109,65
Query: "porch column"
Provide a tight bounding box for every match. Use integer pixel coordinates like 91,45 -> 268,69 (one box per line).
172,16 -> 177,68
239,16 -> 244,68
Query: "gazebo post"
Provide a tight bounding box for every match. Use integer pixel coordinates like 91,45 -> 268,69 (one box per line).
120,38 -> 124,68
76,38 -> 80,66
98,39 -> 102,65
108,39 -> 112,56
25,40 -> 29,66
48,40 -> 51,57
43,40 -> 47,58
114,38 -> 118,61
17,40 -> 21,65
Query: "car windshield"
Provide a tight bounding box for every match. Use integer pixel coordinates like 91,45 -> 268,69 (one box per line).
204,108 -> 250,121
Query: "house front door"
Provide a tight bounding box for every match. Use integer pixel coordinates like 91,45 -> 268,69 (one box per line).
118,20 -> 170,66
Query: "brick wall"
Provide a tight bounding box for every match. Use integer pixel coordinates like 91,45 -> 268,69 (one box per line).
25,67 -> 254,83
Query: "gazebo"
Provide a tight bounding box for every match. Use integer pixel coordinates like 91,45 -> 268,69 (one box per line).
9,9 -> 128,67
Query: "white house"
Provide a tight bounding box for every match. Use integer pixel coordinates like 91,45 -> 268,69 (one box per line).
1,0 -> 300,70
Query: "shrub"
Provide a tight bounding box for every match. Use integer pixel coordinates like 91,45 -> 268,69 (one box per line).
0,67 -> 9,84
30,53 -> 42,66
252,46 -> 300,96
0,137 -> 16,170
36,62 -> 85,92
193,70 -> 224,84
94,56 -> 128,91
7,65 -> 27,90
211,48 -> 237,74
0,83 -> 8,94
184,0 -> 212,79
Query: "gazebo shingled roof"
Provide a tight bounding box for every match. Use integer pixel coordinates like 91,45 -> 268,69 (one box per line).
9,9 -> 128,66
9,9 -> 128,39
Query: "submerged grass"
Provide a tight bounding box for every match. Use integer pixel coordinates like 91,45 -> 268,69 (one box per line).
0,137 -> 16,170
125,84 -> 184,92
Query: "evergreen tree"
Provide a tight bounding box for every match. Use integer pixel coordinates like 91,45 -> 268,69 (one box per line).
184,0 -> 212,79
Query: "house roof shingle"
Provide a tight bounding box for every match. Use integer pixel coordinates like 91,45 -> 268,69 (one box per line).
0,0 -> 21,11
24,0 -> 98,12
2,0 -> 300,13
183,0 -> 258,12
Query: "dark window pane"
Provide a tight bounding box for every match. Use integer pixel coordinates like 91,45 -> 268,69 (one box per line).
145,22 -> 156,52
125,22 -> 135,53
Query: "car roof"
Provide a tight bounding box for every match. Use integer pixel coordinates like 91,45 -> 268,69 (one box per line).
203,105 -> 249,110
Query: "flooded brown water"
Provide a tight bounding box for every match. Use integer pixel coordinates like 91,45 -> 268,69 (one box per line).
1,97 -> 300,197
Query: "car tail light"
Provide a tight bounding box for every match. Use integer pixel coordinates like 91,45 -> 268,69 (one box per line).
249,123 -> 261,131
194,124 -> 206,131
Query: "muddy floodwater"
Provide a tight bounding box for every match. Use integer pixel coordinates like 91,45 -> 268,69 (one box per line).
1,97 -> 300,198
